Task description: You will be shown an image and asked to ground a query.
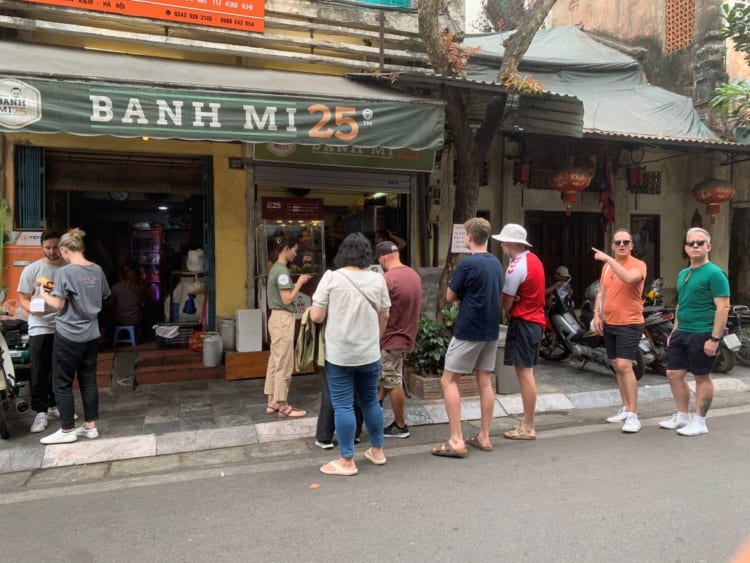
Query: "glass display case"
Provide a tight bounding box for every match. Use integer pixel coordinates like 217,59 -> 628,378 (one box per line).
256,197 -> 326,276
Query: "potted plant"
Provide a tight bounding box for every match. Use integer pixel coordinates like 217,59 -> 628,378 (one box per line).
406,314 -> 495,400
409,314 -> 450,377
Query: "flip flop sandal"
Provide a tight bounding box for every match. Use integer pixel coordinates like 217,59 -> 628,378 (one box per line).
265,406 -> 279,415
320,459 -> 358,476
431,442 -> 468,458
364,447 -> 387,465
503,425 -> 536,440
278,406 -> 307,418
466,434 -> 493,451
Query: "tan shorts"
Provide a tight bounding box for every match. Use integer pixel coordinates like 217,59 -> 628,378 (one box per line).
380,349 -> 408,389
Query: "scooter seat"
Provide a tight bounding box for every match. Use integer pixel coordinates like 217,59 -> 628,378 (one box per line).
643,305 -> 671,314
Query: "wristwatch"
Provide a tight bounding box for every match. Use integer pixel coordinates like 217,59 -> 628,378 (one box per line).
709,335 -> 721,342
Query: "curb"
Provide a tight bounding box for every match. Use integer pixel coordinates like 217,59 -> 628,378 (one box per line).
2,377 -> 748,475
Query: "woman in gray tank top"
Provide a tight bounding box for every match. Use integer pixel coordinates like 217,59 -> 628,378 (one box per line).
38,227 -> 111,445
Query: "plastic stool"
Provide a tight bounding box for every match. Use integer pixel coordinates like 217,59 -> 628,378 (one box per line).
113,325 -> 137,347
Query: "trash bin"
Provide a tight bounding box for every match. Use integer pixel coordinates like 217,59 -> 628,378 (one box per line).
496,324 -> 521,394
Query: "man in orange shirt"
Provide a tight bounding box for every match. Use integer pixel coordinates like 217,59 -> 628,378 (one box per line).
592,228 -> 647,433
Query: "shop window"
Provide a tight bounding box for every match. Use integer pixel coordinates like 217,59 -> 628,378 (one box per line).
14,145 -> 45,229
631,214 -> 660,281
664,0 -> 695,54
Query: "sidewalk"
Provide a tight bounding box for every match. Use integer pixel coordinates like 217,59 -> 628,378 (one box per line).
2,356 -> 749,474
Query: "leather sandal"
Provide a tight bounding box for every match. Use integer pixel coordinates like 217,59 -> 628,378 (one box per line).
278,406 -> 307,418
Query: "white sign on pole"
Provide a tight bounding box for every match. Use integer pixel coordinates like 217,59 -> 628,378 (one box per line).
451,224 -> 471,253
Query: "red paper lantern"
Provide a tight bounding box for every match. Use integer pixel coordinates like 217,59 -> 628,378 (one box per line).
514,161 -> 531,185
692,179 -> 735,224
551,166 -> 593,215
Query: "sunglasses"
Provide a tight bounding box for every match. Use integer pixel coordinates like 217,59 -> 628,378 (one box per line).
613,240 -> 631,246
684,240 -> 707,247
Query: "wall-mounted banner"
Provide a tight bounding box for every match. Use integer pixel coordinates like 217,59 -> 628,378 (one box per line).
21,0 -> 265,33
0,76 -> 444,151
254,143 -> 436,172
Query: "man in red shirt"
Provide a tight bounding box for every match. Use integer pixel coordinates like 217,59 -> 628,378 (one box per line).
593,228 -> 647,433
375,241 -> 422,438
492,224 -> 546,440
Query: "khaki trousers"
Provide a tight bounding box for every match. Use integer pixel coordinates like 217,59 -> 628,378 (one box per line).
264,309 -> 296,402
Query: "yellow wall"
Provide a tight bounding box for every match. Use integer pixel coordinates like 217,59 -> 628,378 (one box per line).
1,133 -> 247,318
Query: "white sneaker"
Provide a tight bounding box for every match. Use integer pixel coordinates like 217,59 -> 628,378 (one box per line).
40,428 -> 78,445
75,426 -> 99,439
30,412 -> 48,433
606,407 -> 629,423
314,440 -> 334,450
622,414 -> 642,433
677,418 -> 708,436
659,413 -> 690,430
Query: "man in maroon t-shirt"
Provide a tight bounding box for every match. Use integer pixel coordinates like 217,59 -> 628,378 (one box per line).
375,241 -> 422,438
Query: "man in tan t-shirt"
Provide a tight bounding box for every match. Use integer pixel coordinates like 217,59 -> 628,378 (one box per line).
592,228 -> 647,433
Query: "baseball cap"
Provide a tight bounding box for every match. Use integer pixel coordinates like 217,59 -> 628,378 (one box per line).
556,266 -> 570,277
491,223 -> 532,247
375,241 -> 399,258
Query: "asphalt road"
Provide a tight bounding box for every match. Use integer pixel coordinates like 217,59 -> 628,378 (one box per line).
3,403 -> 750,563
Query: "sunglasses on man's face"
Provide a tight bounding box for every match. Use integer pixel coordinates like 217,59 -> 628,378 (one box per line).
685,240 -> 707,247
613,240 -> 631,246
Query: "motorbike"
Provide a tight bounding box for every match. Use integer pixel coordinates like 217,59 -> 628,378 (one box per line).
641,278 -> 735,374
641,279 -> 674,375
726,304 -> 750,367
540,277 -> 648,380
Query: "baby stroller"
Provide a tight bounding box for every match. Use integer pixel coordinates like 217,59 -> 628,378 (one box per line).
0,330 -> 29,439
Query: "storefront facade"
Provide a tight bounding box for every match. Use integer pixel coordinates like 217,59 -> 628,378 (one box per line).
0,42 -> 444,335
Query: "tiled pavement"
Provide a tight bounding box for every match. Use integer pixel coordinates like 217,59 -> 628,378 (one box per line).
1,351 -> 749,474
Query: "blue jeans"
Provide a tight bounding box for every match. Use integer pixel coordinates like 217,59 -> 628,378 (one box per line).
325,360 -> 384,458
315,371 -> 362,443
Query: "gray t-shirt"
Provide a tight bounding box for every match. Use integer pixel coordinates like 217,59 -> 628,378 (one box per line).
52,263 -> 111,342
17,259 -> 62,336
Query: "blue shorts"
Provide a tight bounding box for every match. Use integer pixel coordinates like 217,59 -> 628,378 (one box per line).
666,331 -> 716,376
603,323 -> 644,361
504,318 -> 543,368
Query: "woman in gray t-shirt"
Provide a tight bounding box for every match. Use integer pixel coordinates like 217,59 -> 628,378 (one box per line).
38,227 -> 111,445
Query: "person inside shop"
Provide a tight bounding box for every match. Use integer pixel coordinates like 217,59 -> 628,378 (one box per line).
108,261 -> 144,338
292,227 -> 316,268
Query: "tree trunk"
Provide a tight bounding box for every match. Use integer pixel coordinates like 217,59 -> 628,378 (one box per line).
499,0 -> 559,75
418,0 -> 558,317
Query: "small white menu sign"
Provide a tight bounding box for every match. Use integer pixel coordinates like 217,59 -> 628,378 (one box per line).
451,224 -> 470,253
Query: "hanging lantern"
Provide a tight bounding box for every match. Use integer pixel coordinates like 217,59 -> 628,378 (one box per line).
626,166 -> 647,191
551,166 -> 593,216
692,178 -> 735,224
513,161 -> 531,185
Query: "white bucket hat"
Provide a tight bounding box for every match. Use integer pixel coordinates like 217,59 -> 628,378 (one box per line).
491,223 -> 532,247
556,265 -> 570,277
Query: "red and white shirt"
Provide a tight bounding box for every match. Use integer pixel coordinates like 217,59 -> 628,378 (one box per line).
503,250 -> 546,327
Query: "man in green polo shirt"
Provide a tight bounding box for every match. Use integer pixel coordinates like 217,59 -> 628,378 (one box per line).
660,227 -> 731,436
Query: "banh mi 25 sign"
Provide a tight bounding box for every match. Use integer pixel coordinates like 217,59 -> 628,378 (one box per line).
21,0 -> 264,33
0,77 -> 444,150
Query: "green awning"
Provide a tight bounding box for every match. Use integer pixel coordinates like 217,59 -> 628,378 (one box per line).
0,42 -> 444,151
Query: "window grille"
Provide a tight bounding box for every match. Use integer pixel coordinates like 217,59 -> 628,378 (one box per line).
664,0 -> 695,54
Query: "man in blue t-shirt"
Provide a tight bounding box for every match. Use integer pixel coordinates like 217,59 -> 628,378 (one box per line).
431,217 -> 504,458
660,227 -> 731,437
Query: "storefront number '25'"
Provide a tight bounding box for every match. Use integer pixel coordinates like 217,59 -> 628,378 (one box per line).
307,104 -> 358,141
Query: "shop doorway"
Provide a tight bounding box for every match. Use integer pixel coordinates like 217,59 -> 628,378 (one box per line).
525,211 -> 605,302
16,147 -> 212,339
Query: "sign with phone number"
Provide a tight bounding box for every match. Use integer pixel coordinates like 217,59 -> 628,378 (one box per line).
21,0 -> 264,33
